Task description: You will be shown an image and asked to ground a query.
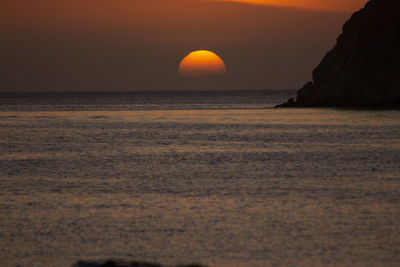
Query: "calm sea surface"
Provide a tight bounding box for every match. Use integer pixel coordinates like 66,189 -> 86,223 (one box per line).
1,90 -> 400,266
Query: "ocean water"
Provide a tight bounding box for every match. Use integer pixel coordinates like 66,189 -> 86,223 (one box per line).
1,90 -> 400,266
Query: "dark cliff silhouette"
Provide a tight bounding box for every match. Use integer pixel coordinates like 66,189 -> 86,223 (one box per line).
278,0 -> 400,108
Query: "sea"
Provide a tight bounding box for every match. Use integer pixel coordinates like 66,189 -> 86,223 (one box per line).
1,90 -> 400,266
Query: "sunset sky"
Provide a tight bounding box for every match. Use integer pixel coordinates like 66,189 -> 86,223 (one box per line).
219,0 -> 366,11
1,0 -> 368,91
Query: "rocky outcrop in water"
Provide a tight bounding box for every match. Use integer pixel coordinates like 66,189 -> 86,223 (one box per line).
278,0 -> 400,107
73,260 -> 205,267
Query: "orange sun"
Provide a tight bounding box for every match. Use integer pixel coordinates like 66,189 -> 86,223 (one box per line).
179,50 -> 227,77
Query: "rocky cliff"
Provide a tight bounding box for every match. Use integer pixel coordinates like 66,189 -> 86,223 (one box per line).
278,0 -> 400,107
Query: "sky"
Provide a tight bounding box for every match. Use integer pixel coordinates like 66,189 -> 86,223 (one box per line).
219,0 -> 366,11
0,0 -> 368,91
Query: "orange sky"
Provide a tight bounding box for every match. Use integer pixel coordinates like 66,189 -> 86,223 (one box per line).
0,0 -> 368,27
0,0 -> 368,32
218,0 -> 366,11
0,0 -> 368,91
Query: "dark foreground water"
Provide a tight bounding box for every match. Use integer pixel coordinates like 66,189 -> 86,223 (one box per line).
1,90 -> 400,266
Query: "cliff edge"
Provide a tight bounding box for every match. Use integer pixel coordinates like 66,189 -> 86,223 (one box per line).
278,0 -> 400,108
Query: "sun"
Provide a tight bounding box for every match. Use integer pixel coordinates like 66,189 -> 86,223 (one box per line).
179,50 -> 227,77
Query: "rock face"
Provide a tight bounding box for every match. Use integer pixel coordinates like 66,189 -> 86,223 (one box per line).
278,0 -> 400,107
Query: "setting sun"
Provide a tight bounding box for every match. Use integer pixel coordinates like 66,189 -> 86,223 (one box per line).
179,50 -> 227,77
